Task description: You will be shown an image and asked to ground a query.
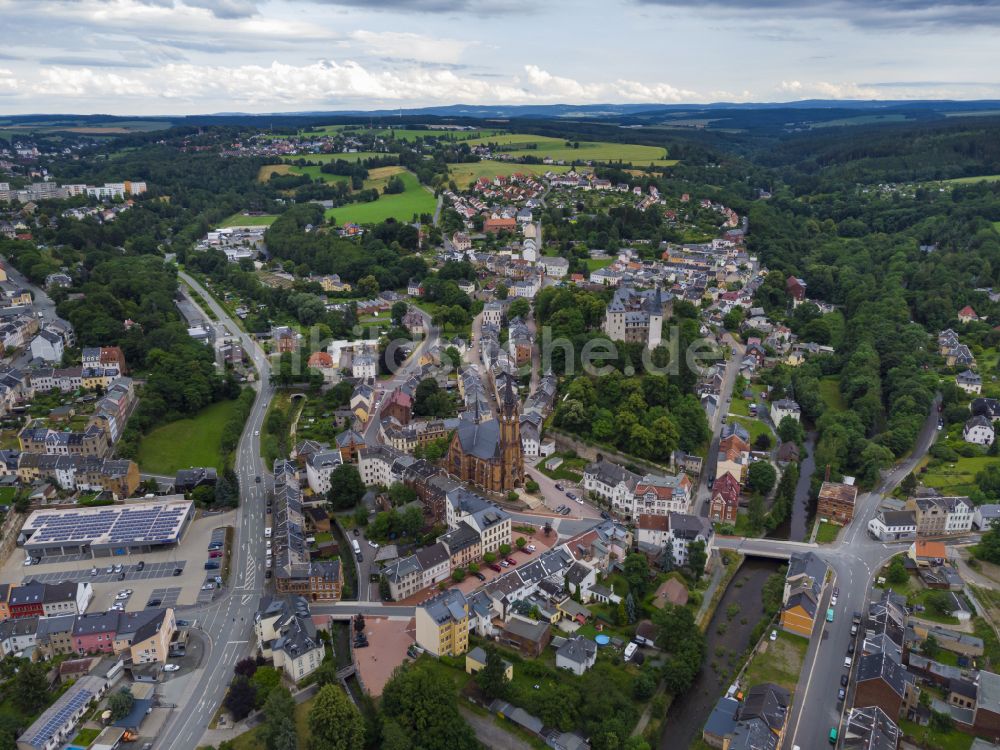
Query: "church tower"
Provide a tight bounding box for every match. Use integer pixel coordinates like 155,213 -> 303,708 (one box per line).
498,378 -> 524,490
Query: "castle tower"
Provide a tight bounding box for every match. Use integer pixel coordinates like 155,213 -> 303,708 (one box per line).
647,287 -> 664,350
498,378 -> 524,489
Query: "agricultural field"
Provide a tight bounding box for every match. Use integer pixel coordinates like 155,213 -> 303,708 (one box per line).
219,212 -> 277,227
363,165 -> 407,191
136,398 -> 244,474
283,151 -> 383,163
465,133 -> 674,166
447,161 -> 576,188
325,171 -> 435,225
257,163 -> 348,185
945,174 -> 1000,184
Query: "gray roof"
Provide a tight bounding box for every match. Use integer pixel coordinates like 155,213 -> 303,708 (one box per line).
556,635 -> 596,666
454,411 -> 500,460
421,588 -> 468,626
857,650 -> 913,698
502,616 -> 549,643
844,705 -> 900,750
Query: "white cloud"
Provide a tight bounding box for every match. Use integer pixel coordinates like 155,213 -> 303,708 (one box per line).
36,67 -> 152,97
777,79 -> 880,98
0,69 -> 18,93
350,30 -> 474,64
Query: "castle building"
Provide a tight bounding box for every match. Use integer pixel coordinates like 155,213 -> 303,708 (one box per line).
602,286 -> 670,349
446,379 -> 524,493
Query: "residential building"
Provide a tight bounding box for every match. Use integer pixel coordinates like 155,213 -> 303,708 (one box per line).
382,542 -> 451,600
817,480 -> 860,525
906,494 -> 974,536
305,450 -> 343,495
974,504 -> 1000,531
29,329 -> 64,363
709,472 -> 741,523
0,616 -> 38,657
499,615 -> 551,657
770,399 -> 801,425
868,510 -> 918,542
415,588 -> 469,657
466,646 -> 512,680
255,596 -> 325,681
779,552 -> 827,637
957,370 -> 983,395
15,675 -> 110,750
964,415 -> 995,446
555,635 -> 598,675
127,607 -> 177,664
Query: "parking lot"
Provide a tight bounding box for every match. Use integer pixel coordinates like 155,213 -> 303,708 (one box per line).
24,560 -> 187,585
2,508 -> 238,612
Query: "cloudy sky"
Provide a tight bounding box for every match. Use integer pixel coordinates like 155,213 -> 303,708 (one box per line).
1,0 -> 999,115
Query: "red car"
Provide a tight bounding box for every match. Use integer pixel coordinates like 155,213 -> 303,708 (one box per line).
505,558 -> 517,566
488,563 -> 502,573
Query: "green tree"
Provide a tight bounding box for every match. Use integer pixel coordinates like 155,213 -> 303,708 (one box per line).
777,416 -> 804,445
327,464 -> 366,510
14,661 -> 50,715
250,666 -> 281,707
687,539 -> 708,581
308,684 -> 365,750
886,556 -> 909,585
357,275 -> 379,297
224,676 -> 257,721
381,664 -> 479,750
263,687 -> 298,750
747,461 -> 777,495
107,689 -> 134,721
474,646 -> 510,700
923,633 -> 940,659
623,552 -> 651,598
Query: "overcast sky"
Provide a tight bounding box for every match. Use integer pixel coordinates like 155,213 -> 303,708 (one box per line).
1,0 -> 1000,115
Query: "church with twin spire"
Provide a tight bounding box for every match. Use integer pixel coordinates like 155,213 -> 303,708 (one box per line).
446,377 -> 524,494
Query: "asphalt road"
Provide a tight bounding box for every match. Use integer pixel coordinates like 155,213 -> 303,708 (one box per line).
156,270 -> 274,750
717,396 -> 941,750
1,257 -> 59,369
695,334 -> 745,517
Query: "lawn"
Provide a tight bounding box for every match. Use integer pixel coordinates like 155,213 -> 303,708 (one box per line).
363,165 -> 407,191
230,696 -> 314,750
0,486 -> 17,505
447,161 -> 576,188
945,174 -> 1000,185
909,588 -> 961,626
464,133 -> 673,166
136,398 -> 244,475
729,416 -> 772,445
284,151 -> 382,163
898,718 -> 973,750
325,171 -> 436,225
994,221 -> 1000,234
922,455 -> 997,496
742,631 -> 809,693
219,212 -> 277,227
818,376 -> 846,412
585,257 -> 614,271
72,727 -> 101,746
815,521 -> 841,544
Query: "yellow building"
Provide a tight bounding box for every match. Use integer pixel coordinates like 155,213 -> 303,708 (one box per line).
465,646 -> 513,680
415,588 -> 469,657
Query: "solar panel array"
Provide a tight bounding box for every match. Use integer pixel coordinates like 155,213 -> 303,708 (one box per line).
27,502 -> 190,547
22,683 -> 97,747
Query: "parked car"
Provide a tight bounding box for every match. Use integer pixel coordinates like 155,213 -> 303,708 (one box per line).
256,476 -> 261,483
566,491 -> 577,500
353,528 -> 360,537
844,656 -> 852,668
769,630 -> 777,641
474,572 -> 486,581
106,565 -> 114,574
173,568 -> 183,576
265,569 -> 272,579
176,620 -> 190,627
90,567 -> 97,576
118,572 -> 126,581
137,561 -> 145,571
505,557 -> 517,566
838,687 -> 846,701
368,540 -> 379,549
489,564 -> 502,573
147,598 -> 162,607
113,564 -> 123,573
600,511 -> 611,520
848,641 -> 856,655
163,664 -> 180,672
554,483 -> 564,491
840,674 -> 849,687
500,560 -> 510,568
560,507 -> 571,515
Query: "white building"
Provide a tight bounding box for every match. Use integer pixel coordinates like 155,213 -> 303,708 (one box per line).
555,635 -> 597,676
945,496 -> 975,534
974,504 -> 1000,531
867,510 -> 917,542
352,350 -> 378,380
255,597 -> 326,682
770,399 -> 801,425
29,329 -> 65,363
636,512 -> 714,568
964,415 -> 995,446
957,370 -> 983,395
305,450 -> 343,495
483,301 -> 504,328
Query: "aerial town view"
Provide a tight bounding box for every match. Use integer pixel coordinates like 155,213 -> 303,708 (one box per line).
2,2 -> 1000,750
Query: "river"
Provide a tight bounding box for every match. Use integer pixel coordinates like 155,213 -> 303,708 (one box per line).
658,557 -> 782,749
766,431 -> 817,541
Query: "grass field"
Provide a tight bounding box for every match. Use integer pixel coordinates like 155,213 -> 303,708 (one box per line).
137,399 -> 243,475
922,455 -> 996,496
585,257 -> 614,271
219,212 -> 277,227
284,151 -> 383,163
742,631 -> 808,693
325,171 -> 435,225
72,728 -> 101,746
945,174 -> 1000,184
447,161 -> 576,188
898,719 -> 973,750
258,163 -> 348,185
730,416 -> 772,445
465,133 -> 673,166
363,165 -> 407,191
819,376 -> 847,412
815,521 -> 841,544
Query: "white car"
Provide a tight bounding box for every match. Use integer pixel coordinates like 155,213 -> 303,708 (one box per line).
22,558 -> 32,567
368,540 -> 379,549
265,527 -> 272,538
266,540 -> 272,549
769,630 -> 777,641
105,566 -> 114,574
254,430 -> 260,436
526,544 -> 536,552
844,656 -> 853,668
831,595 -> 838,606
163,664 -> 180,672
